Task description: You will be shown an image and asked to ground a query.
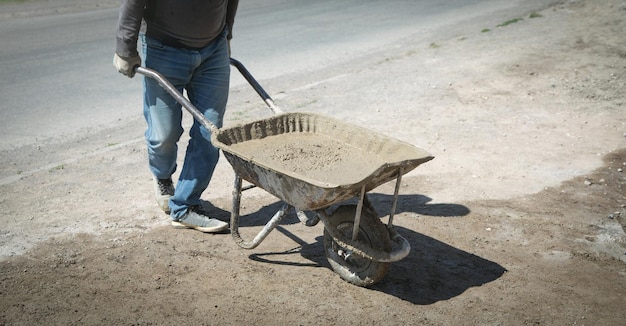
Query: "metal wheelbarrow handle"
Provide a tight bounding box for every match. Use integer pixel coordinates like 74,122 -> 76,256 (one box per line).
229,58 -> 283,114
135,58 -> 282,132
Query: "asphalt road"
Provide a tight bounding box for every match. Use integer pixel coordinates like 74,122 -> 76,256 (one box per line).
0,0 -> 551,152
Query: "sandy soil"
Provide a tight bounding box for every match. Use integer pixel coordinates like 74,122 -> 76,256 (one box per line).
1,0 -> 626,325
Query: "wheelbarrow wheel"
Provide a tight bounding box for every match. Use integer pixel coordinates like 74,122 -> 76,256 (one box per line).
323,203 -> 391,287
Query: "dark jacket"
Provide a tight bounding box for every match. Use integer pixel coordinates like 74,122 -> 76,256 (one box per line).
116,0 -> 239,57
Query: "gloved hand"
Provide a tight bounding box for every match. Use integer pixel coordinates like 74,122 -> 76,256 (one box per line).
113,53 -> 141,78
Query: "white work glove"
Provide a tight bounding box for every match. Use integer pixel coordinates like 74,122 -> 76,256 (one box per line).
113,53 -> 141,78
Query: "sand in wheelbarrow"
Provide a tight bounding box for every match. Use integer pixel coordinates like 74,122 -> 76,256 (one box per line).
228,132 -> 384,185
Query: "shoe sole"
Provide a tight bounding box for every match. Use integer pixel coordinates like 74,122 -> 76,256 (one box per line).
171,220 -> 228,233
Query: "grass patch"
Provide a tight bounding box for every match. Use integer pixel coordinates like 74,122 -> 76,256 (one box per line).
529,12 -> 542,19
497,18 -> 523,27
481,28 -> 491,33
50,165 -> 65,171
429,42 -> 440,49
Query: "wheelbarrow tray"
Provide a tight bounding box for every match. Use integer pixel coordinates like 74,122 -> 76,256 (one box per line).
214,112 -> 433,211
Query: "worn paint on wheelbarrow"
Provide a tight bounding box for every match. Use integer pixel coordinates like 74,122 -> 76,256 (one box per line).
214,112 -> 433,211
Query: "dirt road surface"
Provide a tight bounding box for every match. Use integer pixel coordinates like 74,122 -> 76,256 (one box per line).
1,0 -> 625,325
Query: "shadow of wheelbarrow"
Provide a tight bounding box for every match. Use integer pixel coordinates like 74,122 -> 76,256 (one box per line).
247,193 -> 506,304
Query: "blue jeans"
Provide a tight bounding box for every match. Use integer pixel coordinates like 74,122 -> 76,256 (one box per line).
140,29 -> 230,220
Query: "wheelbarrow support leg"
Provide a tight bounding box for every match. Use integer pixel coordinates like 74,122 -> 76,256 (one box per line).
352,185 -> 367,242
388,167 -> 403,227
230,174 -> 291,249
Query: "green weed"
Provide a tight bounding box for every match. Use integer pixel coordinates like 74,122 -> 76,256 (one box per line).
497,18 -> 523,27
50,165 -> 65,171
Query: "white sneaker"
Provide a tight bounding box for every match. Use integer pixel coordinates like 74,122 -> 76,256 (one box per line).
171,206 -> 228,233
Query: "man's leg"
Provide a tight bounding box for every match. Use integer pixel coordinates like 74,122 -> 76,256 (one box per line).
168,28 -> 230,233
141,35 -> 188,211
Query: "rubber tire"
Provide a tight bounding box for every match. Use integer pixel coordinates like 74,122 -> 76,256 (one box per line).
323,203 -> 391,287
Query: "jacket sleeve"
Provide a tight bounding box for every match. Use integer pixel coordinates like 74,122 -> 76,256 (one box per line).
115,0 -> 147,57
225,0 -> 239,40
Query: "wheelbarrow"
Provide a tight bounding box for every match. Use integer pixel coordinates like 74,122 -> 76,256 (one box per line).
135,59 -> 433,287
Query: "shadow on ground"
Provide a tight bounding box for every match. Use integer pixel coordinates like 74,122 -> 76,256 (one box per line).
245,193 -> 503,304
249,225 -> 505,305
